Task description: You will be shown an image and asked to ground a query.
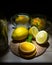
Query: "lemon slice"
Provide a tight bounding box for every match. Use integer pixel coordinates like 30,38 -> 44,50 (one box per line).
29,26 -> 39,38
19,41 -> 36,53
36,30 -> 48,44
20,50 -> 36,58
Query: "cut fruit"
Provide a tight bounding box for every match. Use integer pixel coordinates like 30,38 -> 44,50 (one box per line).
29,26 -> 39,38
19,49 -> 36,59
19,41 -> 36,53
36,30 -> 48,44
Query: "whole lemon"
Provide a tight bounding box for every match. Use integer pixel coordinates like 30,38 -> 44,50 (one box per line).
12,26 -> 28,41
15,15 -> 29,24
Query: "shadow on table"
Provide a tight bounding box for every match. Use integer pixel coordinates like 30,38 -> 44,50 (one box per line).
37,42 -> 50,48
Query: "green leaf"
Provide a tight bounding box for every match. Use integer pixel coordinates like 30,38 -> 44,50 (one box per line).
26,34 -> 33,42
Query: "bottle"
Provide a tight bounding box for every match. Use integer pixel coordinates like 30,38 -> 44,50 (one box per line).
0,19 -> 8,54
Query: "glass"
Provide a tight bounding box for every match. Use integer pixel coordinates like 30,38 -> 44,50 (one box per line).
10,13 -> 31,29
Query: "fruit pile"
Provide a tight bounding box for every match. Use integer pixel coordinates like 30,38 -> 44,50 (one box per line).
12,26 -> 48,44
11,14 -> 49,59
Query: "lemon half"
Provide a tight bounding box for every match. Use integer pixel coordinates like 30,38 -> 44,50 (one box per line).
36,30 -> 48,44
19,41 -> 36,53
29,26 -> 39,38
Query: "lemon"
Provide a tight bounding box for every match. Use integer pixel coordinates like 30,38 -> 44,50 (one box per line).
29,26 -> 39,38
19,41 -> 36,53
19,41 -> 36,58
19,49 -> 36,58
36,30 -> 48,44
15,15 -> 29,24
12,26 -> 28,41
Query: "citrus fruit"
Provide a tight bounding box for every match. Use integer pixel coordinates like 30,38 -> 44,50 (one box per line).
19,41 -> 36,53
31,17 -> 46,30
12,26 -> 28,41
29,26 -> 39,38
15,15 -> 29,24
19,49 -> 36,58
36,30 -> 48,44
19,41 -> 36,58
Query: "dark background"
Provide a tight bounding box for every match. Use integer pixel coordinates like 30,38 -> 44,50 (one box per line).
0,1 -> 52,64
0,1 -> 52,21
